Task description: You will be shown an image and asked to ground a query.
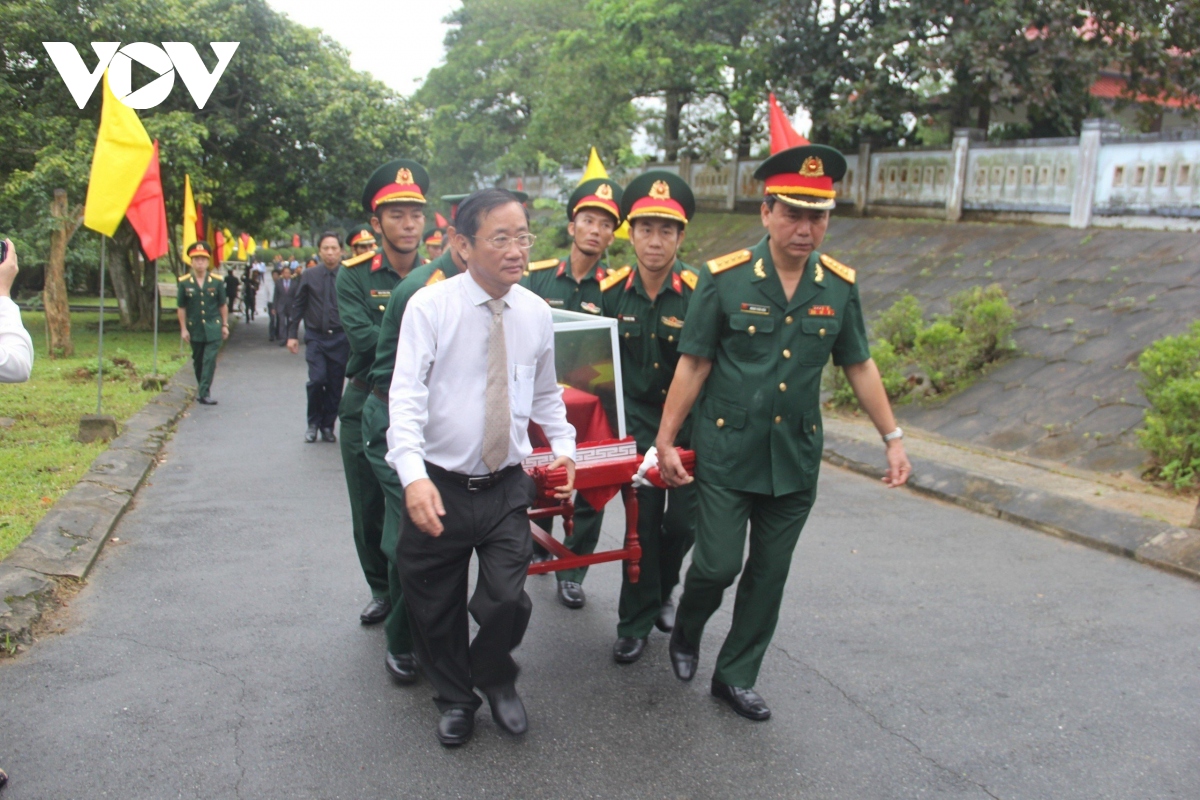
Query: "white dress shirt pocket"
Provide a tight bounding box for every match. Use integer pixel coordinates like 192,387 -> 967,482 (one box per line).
512,364 -> 536,418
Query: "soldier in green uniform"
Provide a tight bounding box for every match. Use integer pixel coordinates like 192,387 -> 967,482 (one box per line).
519,177 -> 623,609
360,231 -> 465,685
335,159 -> 429,631
655,145 -> 912,721
176,241 -> 228,405
600,171 -> 701,664
347,224 -> 378,257
422,223 -> 446,260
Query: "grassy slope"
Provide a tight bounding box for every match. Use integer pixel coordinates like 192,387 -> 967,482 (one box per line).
0,310 -> 188,559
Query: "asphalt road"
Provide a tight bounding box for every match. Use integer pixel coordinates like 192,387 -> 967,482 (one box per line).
2,322 -> 1198,799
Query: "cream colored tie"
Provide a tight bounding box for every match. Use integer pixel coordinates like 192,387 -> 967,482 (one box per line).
481,298 -> 510,473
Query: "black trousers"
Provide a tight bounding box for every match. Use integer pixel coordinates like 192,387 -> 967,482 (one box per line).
303,332 -> 348,428
397,466 -> 535,713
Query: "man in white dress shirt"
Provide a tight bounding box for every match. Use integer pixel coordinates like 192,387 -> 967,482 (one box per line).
0,239 -> 34,384
386,189 -> 577,747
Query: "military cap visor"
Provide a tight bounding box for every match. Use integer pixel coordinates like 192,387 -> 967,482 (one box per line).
423,228 -> 446,246
568,178 -> 623,223
362,159 -> 430,213
620,170 -> 695,226
186,241 -> 212,257
754,144 -> 846,211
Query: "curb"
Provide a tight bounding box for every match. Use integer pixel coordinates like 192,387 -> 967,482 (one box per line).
0,367 -> 197,650
823,432 -> 1200,583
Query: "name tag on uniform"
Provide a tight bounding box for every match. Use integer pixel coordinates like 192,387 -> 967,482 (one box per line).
618,314 -> 637,323
370,290 -> 391,298
545,298 -> 565,307
580,302 -> 601,314
740,303 -> 771,316
661,315 -> 683,328
808,305 -> 835,316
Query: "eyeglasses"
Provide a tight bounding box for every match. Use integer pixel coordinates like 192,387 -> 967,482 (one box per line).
476,233 -> 537,251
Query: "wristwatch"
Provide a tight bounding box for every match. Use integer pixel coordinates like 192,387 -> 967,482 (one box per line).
882,427 -> 903,443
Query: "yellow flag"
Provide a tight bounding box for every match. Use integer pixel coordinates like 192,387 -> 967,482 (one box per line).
579,147 -> 628,239
246,236 -> 257,257
261,238 -> 269,251
83,72 -> 154,236
236,236 -> 247,261
182,175 -> 197,265
223,228 -> 235,261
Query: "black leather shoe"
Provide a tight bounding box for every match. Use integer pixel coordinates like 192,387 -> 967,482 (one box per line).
385,652 -> 418,685
711,678 -> 771,721
197,395 -> 218,405
484,683 -> 528,735
613,636 -> 647,664
320,427 -> 336,443
656,598 -> 676,632
360,596 -> 391,624
436,708 -> 475,747
557,580 -> 585,609
304,425 -> 318,443
668,625 -> 698,682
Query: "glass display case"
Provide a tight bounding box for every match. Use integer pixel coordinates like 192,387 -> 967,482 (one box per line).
550,308 -> 626,442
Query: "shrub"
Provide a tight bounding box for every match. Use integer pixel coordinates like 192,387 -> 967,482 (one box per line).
1137,322 -> 1200,489
823,340 -> 908,409
950,283 -> 1016,368
874,294 -> 924,354
914,319 -> 968,392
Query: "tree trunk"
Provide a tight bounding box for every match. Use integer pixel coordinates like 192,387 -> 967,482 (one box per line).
976,100 -> 991,133
663,89 -> 686,162
107,224 -> 156,330
44,189 -> 76,356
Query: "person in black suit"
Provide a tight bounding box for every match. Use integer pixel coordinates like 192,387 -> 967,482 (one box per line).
274,266 -> 297,347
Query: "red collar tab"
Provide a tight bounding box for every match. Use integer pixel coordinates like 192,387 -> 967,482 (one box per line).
370,253 -> 384,272
625,272 -> 636,291
556,261 -> 566,278
595,266 -> 605,282
671,272 -> 683,294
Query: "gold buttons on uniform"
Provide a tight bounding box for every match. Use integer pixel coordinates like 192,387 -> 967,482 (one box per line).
624,332 -> 630,339
716,418 -> 725,428
653,362 -> 660,369
779,382 -> 787,392
812,424 -> 817,433
661,389 -> 667,396
819,328 -> 826,338
379,305 -> 385,311
668,335 -> 674,342
785,315 -> 793,324
747,325 -> 756,335
782,349 -> 791,359
774,415 -> 782,424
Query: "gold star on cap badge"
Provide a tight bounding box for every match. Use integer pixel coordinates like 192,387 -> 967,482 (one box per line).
596,183 -> 613,200
396,167 -> 414,184
800,157 -> 825,177
649,180 -> 671,200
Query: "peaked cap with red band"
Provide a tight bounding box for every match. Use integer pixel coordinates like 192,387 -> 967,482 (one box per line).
361,159 -> 430,213
345,224 -> 377,248
753,144 -> 846,211
186,241 -> 212,258
423,227 -> 446,247
620,170 -> 695,226
568,178 -> 624,224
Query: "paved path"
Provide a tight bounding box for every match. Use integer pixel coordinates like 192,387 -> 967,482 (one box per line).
2,323 -> 1198,799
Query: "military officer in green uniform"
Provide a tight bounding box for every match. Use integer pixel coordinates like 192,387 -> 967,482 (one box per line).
335,159 -> 429,631
347,224 -> 378,258
360,232 -> 464,685
176,241 -> 228,405
655,145 -> 912,721
601,171 -> 701,664
519,177 -> 623,609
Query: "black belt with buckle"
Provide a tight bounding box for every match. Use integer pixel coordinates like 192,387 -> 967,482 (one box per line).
426,462 -> 521,492
349,376 -> 370,392
371,386 -> 388,403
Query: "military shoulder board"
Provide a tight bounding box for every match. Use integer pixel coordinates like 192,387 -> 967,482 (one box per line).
527,258 -> 559,272
425,269 -> 446,286
341,250 -> 375,268
679,269 -> 698,290
819,254 -> 856,285
706,249 -> 752,274
599,265 -> 632,292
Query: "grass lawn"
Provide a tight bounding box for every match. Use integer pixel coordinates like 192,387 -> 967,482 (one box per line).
0,309 -> 191,560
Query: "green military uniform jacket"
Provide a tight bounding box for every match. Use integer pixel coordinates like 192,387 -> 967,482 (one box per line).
368,250 -> 460,392
336,249 -> 418,382
177,272 -> 227,342
600,259 -> 699,452
520,255 -> 608,315
679,236 -> 871,496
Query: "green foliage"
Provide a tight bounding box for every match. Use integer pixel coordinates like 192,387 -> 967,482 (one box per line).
874,293 -> 924,354
915,319 -> 969,392
949,283 -> 1017,369
1137,321 -> 1200,489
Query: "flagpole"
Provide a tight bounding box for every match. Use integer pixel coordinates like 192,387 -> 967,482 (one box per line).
151,261 -> 160,376
96,234 -> 106,415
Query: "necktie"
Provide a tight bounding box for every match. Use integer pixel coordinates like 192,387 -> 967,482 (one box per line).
481,298 -> 511,473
